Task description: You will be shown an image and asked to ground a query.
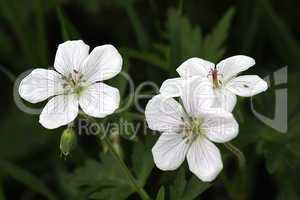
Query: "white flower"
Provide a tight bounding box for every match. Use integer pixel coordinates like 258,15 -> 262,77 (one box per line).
145,78 -> 239,182
19,40 -> 122,129
160,55 -> 268,111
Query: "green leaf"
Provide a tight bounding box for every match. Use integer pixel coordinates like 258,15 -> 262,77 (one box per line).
202,7 -> 235,62
166,9 -> 203,61
125,5 -> 149,49
69,156 -> 133,200
33,0 -> 48,65
166,8 -> 184,68
68,137 -> 155,199
125,8 -> 234,76
114,0 -> 149,49
0,108 -> 54,160
0,160 -> 57,200
179,19 -> 202,60
132,138 -> 155,186
155,186 -> 165,200
170,167 -> 186,200
170,167 -> 211,200
259,0 -> 300,66
56,7 -> 81,41
123,48 -> 169,72
181,177 -> 211,200
48,0 -> 80,41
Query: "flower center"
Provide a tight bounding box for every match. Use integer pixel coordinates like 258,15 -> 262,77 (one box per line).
63,70 -> 87,96
182,117 -> 206,143
208,68 -> 222,89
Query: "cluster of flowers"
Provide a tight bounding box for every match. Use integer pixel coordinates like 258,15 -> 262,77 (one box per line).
19,40 -> 267,182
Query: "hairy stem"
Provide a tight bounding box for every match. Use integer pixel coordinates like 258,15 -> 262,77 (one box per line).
99,136 -> 151,200
224,142 -> 246,168
80,113 -> 151,200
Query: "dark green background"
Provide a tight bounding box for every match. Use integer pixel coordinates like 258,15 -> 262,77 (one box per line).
0,0 -> 298,199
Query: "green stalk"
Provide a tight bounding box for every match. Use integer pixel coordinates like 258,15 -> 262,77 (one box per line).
80,113 -> 151,200
99,136 -> 151,200
34,0 -> 48,65
224,142 -> 246,169
124,4 -> 149,49
56,7 -> 70,41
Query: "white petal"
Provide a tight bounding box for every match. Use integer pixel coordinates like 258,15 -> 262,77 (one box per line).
202,110 -> 239,143
212,88 -> 237,112
176,57 -> 214,78
80,45 -> 122,83
216,55 -> 255,82
187,137 -> 223,182
152,132 -> 190,170
39,94 -> 79,129
19,69 -> 65,103
181,77 -> 215,117
145,95 -> 185,132
79,83 -> 120,118
54,40 -> 90,76
225,75 -> 268,97
159,78 -> 185,98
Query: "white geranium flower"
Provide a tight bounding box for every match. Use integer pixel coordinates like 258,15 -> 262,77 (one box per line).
160,55 -> 268,111
19,40 -> 122,129
145,78 -> 239,182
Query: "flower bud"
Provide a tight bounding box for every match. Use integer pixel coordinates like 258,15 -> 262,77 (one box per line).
102,131 -> 124,159
60,128 -> 77,156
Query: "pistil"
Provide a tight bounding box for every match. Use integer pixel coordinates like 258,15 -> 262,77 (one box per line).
209,67 -> 222,89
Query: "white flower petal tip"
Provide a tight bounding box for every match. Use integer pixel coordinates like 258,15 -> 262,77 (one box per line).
54,40 -> 90,76
217,55 -> 256,82
152,132 -> 189,171
226,75 -> 268,97
18,69 -> 64,103
176,57 -> 215,78
187,138 -> 223,182
81,44 -> 122,83
39,94 -> 79,129
203,110 -> 239,143
79,83 -> 120,118
145,95 -> 185,132
159,78 -> 184,98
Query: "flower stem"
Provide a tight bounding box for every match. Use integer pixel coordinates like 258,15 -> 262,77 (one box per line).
98,135 -> 151,200
80,113 -> 151,200
224,142 -> 246,169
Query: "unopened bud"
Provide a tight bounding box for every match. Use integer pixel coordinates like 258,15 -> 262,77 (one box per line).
60,128 -> 77,156
102,131 -> 124,159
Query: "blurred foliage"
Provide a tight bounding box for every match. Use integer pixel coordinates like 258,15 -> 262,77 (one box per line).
125,7 -> 234,74
66,137 -> 155,200
0,0 -> 299,199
